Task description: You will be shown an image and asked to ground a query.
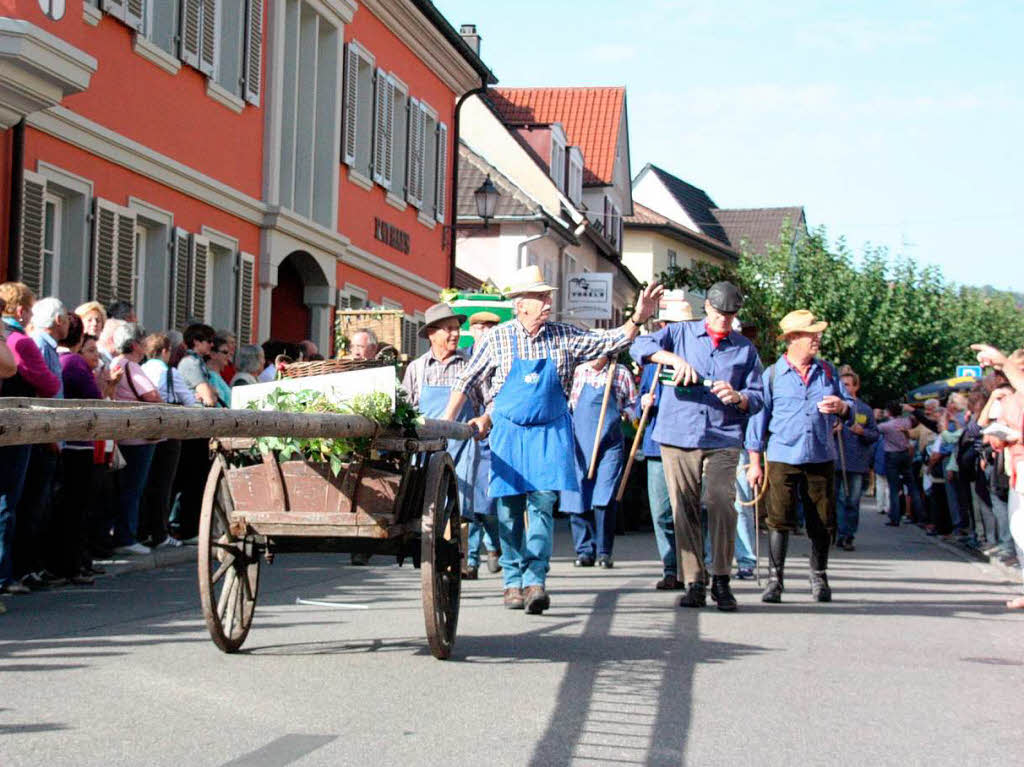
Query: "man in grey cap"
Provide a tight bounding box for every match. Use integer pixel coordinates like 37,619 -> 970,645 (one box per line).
630,281 -> 765,611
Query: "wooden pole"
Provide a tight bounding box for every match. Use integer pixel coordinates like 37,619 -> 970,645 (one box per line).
615,363 -> 662,502
588,360 -> 616,480
0,401 -> 476,447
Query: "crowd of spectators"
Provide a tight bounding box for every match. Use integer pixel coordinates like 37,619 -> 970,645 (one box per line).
0,281 -> 324,610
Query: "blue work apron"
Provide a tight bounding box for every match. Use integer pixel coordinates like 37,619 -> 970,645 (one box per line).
419,383 -> 479,517
488,335 -> 578,498
560,370 -> 625,513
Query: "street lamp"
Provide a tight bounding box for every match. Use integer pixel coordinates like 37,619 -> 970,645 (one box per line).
474,175 -> 499,226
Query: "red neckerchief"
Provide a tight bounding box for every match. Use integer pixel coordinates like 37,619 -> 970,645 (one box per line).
705,322 -> 728,349
784,355 -> 812,385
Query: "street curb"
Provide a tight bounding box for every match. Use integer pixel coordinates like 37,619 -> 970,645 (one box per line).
93,545 -> 197,579
910,522 -> 1020,584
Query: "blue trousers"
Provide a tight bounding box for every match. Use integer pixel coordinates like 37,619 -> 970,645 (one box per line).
466,513 -> 500,567
114,444 -> 156,547
646,459 -> 676,576
570,503 -> 617,558
0,445 -> 31,587
837,471 -> 866,539
885,451 -> 923,524
733,453 -> 756,568
495,491 -> 557,589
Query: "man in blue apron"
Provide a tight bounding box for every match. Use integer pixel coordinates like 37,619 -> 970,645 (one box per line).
630,282 -> 764,612
562,356 -> 637,568
443,266 -> 663,614
401,303 -> 482,555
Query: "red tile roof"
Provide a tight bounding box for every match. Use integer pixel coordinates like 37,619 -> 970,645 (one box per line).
488,87 -> 625,186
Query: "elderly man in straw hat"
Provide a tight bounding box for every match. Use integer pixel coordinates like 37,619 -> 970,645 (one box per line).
746,310 -> 855,603
630,282 -> 764,611
443,265 -> 663,614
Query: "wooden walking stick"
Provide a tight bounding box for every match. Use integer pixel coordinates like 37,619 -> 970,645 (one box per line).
615,364 -> 662,502
835,420 -> 849,499
588,357 -> 617,480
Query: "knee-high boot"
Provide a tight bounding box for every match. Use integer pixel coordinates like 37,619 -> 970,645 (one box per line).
761,530 -> 788,603
809,537 -> 832,602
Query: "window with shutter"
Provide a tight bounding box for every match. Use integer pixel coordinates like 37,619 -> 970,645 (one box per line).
243,0 -> 262,105
236,251 -> 256,342
199,0 -> 219,76
190,234 -> 210,322
170,227 -> 191,330
406,97 -> 423,208
372,68 -> 388,187
390,78 -> 408,198
342,43 -> 360,166
115,212 -> 138,304
420,106 -> 437,218
91,200 -> 117,306
18,170 -> 46,298
180,0 -> 202,68
124,0 -> 145,31
435,122 -> 448,224
101,0 -> 127,22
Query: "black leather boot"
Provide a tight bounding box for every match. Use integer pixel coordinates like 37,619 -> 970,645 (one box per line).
761,530 -> 788,603
809,541 -> 832,601
710,575 -> 737,611
678,581 -> 707,608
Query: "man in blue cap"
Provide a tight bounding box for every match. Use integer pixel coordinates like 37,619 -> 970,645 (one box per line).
630,281 -> 764,611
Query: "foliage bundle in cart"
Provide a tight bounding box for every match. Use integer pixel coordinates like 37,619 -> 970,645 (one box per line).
247,388 -> 422,475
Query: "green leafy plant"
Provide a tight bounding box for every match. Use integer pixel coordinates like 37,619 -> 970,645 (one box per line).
248,387 -> 423,475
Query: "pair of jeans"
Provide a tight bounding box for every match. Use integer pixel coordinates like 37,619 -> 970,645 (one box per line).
139,439 -> 181,544
56,449 -> 102,577
885,451 -> 922,524
986,464 -> 1013,553
944,475 -> 962,530
466,513 -> 500,568
495,491 -> 557,588
646,459 -> 676,576
113,444 -> 156,547
733,452 -> 756,569
0,445 -> 31,587
836,471 -> 866,539
570,504 -> 617,558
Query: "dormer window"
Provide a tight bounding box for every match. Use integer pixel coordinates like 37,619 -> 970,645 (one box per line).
567,146 -> 583,206
550,123 -> 567,192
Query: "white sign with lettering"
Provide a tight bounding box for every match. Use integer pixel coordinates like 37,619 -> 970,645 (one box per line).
564,272 -> 613,320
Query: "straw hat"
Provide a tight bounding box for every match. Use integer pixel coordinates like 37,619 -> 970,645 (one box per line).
779,309 -> 828,337
418,302 -> 467,338
657,302 -> 694,323
468,311 -> 501,325
505,265 -> 558,296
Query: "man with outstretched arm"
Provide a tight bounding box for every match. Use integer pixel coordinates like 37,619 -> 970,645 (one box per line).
441,266 -> 663,615
746,310 -> 856,603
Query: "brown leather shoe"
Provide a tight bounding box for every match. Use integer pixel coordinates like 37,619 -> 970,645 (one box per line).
503,587 -> 524,610
462,565 -> 479,580
523,585 -> 550,614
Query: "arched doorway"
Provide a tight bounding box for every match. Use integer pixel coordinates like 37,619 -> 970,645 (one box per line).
269,251 -> 331,347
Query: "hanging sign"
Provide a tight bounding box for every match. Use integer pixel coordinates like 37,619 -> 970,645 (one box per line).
565,272 -> 612,320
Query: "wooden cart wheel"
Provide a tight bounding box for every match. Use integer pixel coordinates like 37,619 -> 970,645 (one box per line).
421,451 -> 462,660
198,457 -> 260,653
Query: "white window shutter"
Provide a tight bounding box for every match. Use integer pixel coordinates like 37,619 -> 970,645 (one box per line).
435,122 -> 448,224
383,77 -> 395,188
101,0 -> 127,22
170,228 -> 191,330
342,43 -> 360,167
190,234 -> 210,322
17,170 -> 46,298
91,199 -> 119,306
372,68 -> 388,186
199,0 -> 219,77
243,0 -> 263,106
114,207 -> 138,304
406,98 -> 423,208
236,251 -> 256,343
180,0 -> 202,68
124,0 -> 145,32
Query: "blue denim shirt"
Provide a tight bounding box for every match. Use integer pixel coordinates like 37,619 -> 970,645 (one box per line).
836,398 -> 878,473
747,355 -> 856,464
32,331 -> 64,399
630,320 -> 764,450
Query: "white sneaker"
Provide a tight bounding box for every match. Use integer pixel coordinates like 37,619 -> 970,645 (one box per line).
115,542 -> 152,556
155,536 -> 184,549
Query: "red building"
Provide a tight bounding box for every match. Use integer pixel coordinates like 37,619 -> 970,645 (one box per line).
0,0 -> 493,353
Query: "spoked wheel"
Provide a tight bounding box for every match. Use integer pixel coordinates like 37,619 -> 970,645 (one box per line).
198,457 -> 260,653
420,451 -> 462,660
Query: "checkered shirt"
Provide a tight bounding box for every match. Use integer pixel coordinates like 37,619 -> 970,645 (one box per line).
569,361 -> 638,412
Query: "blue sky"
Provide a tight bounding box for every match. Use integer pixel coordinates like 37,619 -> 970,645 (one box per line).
435,0 -> 1023,292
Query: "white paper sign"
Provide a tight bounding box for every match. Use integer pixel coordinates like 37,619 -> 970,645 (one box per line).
564,272 -> 613,320
230,367 -> 398,411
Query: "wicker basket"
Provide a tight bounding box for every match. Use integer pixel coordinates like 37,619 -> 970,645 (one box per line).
335,309 -> 405,355
281,358 -> 386,379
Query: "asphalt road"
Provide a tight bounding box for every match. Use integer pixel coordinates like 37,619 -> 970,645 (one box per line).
2,496 -> 1022,767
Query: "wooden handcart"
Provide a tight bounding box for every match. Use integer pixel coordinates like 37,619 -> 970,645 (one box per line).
199,432 -> 465,659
